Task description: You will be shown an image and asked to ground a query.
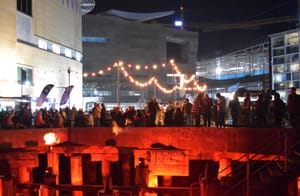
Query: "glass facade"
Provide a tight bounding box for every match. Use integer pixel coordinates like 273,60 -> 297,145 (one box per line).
196,39 -> 270,96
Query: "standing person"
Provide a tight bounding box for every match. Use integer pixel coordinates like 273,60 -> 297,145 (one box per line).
202,94 -> 212,127
216,92 -> 226,128
69,106 -> 77,127
255,92 -> 264,126
101,103 -> 107,126
287,87 -> 300,128
164,100 -> 175,126
228,93 -> 240,127
173,107 -> 184,126
92,103 -> 101,127
182,98 -> 193,126
192,92 -> 204,126
272,92 -> 287,128
241,92 -> 251,126
147,96 -> 160,126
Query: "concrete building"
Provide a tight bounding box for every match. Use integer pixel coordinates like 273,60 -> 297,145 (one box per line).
82,14 -> 199,110
0,0 -> 89,111
270,28 -> 300,101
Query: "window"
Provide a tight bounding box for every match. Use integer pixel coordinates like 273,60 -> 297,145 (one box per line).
17,66 -> 33,85
166,42 -> 188,63
64,48 -> 72,58
38,39 -> 47,50
290,63 -> 300,72
17,0 -> 32,16
52,44 -> 60,54
273,57 -> 285,65
272,48 -> 284,56
286,32 -> 299,45
82,36 -> 110,43
272,36 -> 284,47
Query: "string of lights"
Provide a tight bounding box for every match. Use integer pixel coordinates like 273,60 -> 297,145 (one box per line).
84,60 -> 207,94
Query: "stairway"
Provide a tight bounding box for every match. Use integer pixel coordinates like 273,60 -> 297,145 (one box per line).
219,136 -> 300,196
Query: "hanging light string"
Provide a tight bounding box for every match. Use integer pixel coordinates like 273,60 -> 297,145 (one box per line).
84,60 -> 207,94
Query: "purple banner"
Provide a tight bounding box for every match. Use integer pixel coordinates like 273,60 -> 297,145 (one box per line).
60,85 -> 74,106
36,84 -> 54,107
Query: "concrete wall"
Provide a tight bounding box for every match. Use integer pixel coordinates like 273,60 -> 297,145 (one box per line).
0,127 -> 296,161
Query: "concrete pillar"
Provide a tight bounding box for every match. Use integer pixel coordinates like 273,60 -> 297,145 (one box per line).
47,152 -> 59,184
121,153 -> 132,186
218,158 -> 232,180
288,178 -> 298,196
0,178 -> 2,196
18,166 -> 32,196
102,160 -> 112,191
162,176 -> 172,196
19,166 -> 31,183
0,177 -> 14,196
71,155 -> 83,196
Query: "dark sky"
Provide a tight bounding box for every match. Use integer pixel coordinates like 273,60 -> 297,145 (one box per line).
90,0 -> 298,58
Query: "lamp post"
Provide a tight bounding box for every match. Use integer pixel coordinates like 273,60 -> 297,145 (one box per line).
115,62 -> 121,106
67,67 -> 71,108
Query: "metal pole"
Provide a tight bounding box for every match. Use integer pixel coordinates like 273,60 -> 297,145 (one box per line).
67,67 -> 71,108
116,65 -> 120,106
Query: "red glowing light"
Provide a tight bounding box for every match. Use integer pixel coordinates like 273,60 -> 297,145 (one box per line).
91,72 -> 96,77
107,67 -> 112,71
162,64 -> 166,67
144,65 -> 148,70
128,64 -> 132,68
180,6 -> 184,11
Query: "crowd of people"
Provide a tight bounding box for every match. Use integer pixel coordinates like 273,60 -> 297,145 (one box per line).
0,87 -> 300,129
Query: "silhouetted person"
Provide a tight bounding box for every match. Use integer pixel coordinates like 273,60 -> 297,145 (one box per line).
272,92 -> 287,128
202,94 -> 212,127
216,92 -> 226,128
241,92 -> 251,126
287,87 -> 300,128
147,96 -> 160,126
192,92 -> 204,126
228,93 -> 240,127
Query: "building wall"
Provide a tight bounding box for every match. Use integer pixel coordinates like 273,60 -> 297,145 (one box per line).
82,15 -> 198,105
33,0 -> 82,50
0,0 -> 83,110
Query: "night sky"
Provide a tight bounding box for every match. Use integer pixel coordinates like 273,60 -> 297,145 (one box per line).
90,0 -> 298,58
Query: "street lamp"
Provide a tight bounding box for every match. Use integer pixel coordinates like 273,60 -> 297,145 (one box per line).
115,62 -> 122,106
67,67 -> 71,108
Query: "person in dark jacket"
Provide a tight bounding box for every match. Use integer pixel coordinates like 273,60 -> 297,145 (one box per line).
147,96 -> 160,126
272,92 -> 287,128
287,87 -> 300,128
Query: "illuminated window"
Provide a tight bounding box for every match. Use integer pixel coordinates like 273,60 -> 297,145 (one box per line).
290,63 -> 299,72
286,32 -> 299,45
52,44 -> 60,54
274,73 -> 289,83
76,52 -> 82,61
65,48 -> 72,58
274,65 -> 283,73
38,39 -> 47,50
